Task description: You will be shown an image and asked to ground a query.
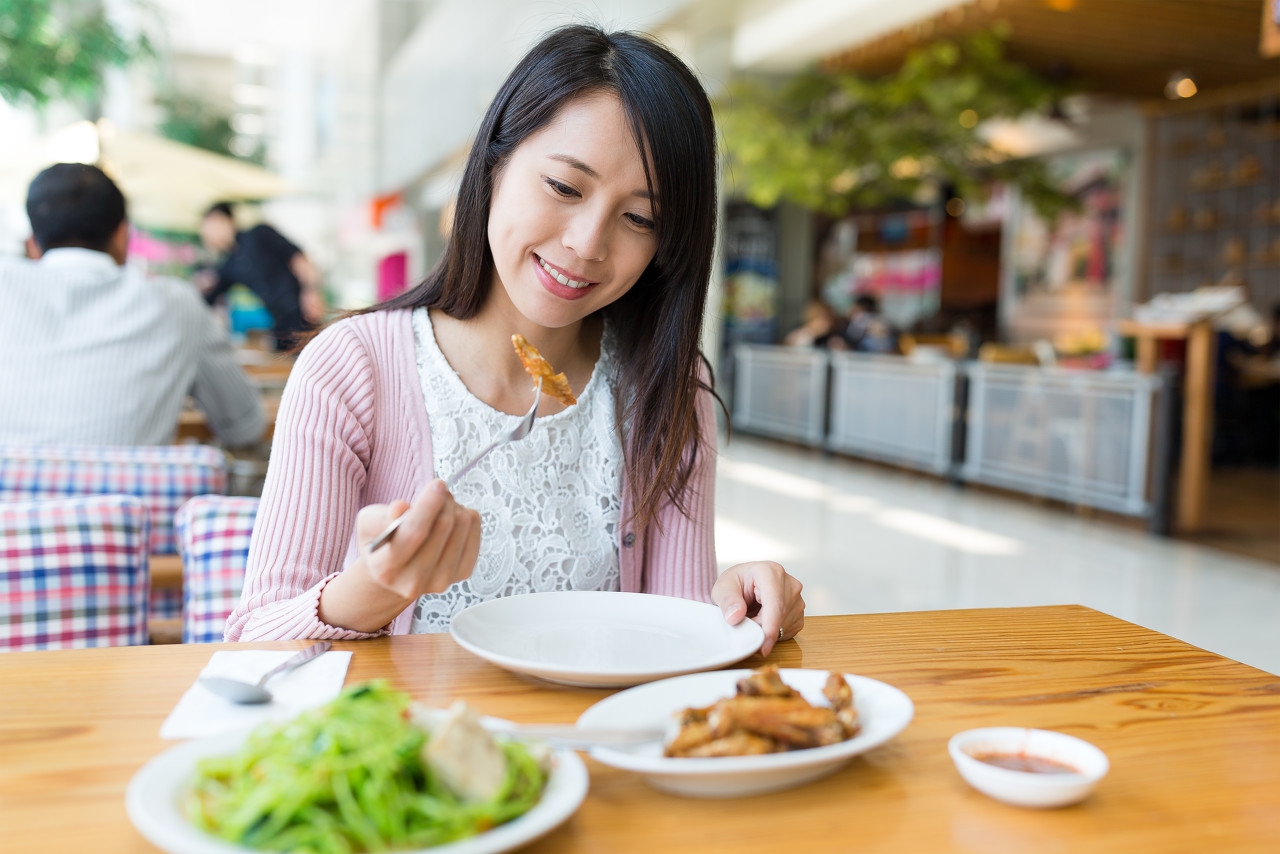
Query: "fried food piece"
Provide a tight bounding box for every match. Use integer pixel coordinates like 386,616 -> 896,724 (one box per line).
835,707 -> 861,739
708,696 -> 846,749
673,730 -> 780,758
736,664 -> 798,699
676,706 -> 711,725
511,334 -> 577,406
823,673 -> 861,737
664,720 -> 715,756
664,666 -> 861,758
823,672 -> 852,710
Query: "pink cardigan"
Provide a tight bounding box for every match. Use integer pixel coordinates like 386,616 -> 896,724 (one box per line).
225,309 -> 718,641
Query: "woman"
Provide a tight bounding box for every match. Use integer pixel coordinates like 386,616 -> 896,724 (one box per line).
225,24 -> 804,652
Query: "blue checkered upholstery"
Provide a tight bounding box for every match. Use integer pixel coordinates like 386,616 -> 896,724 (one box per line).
176,495 -> 258,643
1,495 -> 150,651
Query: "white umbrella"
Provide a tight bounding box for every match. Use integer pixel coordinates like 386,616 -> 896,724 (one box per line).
0,119 -> 295,234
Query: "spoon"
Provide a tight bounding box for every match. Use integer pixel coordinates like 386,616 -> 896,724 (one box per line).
199,641 -> 332,705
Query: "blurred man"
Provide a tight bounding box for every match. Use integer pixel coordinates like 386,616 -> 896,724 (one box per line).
198,202 -> 326,351
0,163 -> 265,447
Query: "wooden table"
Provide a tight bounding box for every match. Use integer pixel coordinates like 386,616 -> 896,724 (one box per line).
4,606 -> 1279,853
1116,319 -> 1216,532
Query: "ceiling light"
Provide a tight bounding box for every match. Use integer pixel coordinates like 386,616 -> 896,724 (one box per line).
1165,72 -> 1198,100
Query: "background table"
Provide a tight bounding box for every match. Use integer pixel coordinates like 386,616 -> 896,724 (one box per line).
1117,318 -> 1216,532
3,606 -> 1279,853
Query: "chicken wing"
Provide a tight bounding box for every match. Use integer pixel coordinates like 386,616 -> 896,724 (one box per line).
511,334 -> 577,406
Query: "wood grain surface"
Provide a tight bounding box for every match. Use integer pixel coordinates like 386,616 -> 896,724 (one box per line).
3,605 -> 1278,854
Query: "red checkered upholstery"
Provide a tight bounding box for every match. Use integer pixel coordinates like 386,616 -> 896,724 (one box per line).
1,495 -> 151,651
0,444 -> 228,622
176,495 -> 258,643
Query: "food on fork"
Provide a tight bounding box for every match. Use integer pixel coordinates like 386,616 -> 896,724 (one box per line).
664,665 -> 861,758
512,333 -> 577,406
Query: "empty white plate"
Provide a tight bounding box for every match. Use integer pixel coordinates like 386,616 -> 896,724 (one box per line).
577,668 -> 914,797
449,591 -> 765,687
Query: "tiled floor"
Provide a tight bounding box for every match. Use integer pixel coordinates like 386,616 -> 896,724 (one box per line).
714,435 -> 1280,676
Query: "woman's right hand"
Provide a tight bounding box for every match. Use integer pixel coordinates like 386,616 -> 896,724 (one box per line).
359,480 -> 481,599
318,480 -> 480,632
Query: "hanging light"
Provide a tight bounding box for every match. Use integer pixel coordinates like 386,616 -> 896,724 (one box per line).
1165,71 -> 1198,100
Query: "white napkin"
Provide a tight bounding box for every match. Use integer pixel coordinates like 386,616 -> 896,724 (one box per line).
160,649 -> 353,740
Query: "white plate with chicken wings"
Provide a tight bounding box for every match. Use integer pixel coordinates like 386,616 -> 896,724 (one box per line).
576,668 -> 913,797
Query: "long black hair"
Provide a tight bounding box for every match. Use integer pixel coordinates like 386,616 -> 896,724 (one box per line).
366,23 -> 719,530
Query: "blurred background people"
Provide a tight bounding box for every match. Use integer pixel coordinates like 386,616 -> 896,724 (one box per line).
784,299 -> 847,349
843,294 -> 898,353
0,163 -> 265,447
197,202 -> 326,352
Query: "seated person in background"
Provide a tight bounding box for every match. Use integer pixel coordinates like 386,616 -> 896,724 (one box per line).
784,299 -> 846,349
844,294 -> 897,354
197,202 -> 326,352
0,163 -> 265,448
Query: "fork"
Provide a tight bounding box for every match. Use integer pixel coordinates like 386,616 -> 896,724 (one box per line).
366,377 -> 543,553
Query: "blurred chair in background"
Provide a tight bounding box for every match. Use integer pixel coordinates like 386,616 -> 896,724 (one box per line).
176,494 -> 259,643
0,444 -> 228,643
0,495 -> 150,651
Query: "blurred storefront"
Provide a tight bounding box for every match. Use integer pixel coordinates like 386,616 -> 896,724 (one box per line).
727,0 -> 1280,561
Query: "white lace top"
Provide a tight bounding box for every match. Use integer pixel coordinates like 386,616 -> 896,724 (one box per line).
409,308 -> 623,633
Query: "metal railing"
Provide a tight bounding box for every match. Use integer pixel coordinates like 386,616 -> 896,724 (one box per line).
960,364 -> 1161,517
730,344 -> 1164,520
827,352 -> 958,475
730,345 -> 829,446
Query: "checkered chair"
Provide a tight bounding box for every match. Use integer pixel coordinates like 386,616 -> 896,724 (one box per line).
0,444 -> 228,624
176,495 -> 259,643
0,495 -> 151,651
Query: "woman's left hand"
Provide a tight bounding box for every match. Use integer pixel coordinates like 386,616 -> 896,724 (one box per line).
712,561 -> 805,656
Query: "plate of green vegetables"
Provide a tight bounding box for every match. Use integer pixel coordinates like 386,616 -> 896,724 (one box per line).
126,682 -> 588,854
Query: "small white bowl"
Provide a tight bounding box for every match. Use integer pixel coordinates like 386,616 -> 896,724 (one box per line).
948,727 -> 1109,808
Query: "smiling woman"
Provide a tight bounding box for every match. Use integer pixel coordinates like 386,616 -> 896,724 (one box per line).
224,23 -> 805,653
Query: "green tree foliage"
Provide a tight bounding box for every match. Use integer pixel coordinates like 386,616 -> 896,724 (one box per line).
155,91 -> 264,164
0,0 -> 148,108
717,31 -> 1076,219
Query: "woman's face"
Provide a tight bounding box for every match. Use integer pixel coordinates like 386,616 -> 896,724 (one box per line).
486,91 -> 657,330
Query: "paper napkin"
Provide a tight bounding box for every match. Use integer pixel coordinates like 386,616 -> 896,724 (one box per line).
160,648 -> 353,740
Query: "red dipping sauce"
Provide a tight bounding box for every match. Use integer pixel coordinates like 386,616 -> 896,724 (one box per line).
969,751 -> 1078,774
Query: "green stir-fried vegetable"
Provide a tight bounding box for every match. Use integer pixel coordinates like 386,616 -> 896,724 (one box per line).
187,682 -> 547,854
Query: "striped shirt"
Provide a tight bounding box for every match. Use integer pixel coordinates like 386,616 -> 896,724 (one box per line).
0,248 -> 265,447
